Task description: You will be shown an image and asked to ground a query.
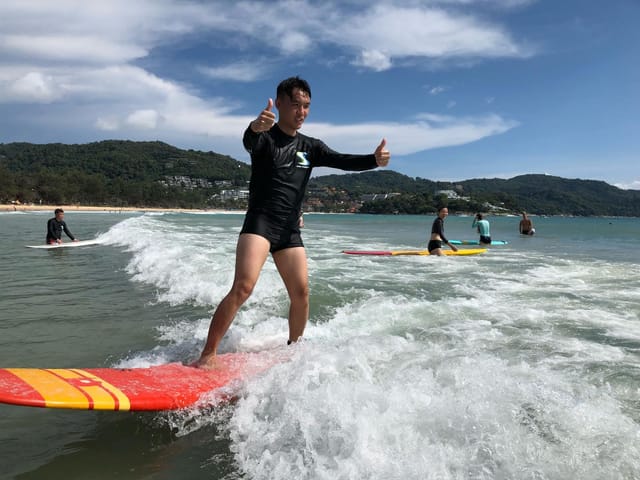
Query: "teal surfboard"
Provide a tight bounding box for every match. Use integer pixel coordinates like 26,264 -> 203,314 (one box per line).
449,240 -> 508,246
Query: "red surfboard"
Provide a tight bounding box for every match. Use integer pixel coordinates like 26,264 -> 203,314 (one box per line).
0,351 -> 285,411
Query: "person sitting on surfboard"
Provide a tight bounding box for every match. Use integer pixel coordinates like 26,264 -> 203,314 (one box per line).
472,213 -> 491,245
519,212 -> 535,235
193,76 -> 390,368
46,208 -> 79,245
427,206 -> 458,256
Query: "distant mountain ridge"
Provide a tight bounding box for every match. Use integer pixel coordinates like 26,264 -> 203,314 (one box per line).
0,140 -> 250,208
1,140 -> 638,216
308,170 -> 640,216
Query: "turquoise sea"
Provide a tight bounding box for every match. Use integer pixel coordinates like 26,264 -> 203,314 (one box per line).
1,211 -> 639,479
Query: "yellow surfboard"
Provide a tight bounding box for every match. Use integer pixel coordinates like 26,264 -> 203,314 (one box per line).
343,248 -> 487,256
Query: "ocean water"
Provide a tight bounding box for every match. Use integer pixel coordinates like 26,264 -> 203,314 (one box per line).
1,210 -> 639,479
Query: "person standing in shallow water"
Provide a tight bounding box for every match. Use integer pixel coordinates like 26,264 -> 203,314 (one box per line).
519,212 -> 535,235
427,206 -> 458,256
472,213 -> 491,245
46,208 -> 79,245
194,76 -> 391,368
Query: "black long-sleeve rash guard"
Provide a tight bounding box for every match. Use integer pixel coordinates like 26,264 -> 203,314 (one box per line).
431,217 -> 449,244
46,218 -> 75,243
243,124 -> 378,226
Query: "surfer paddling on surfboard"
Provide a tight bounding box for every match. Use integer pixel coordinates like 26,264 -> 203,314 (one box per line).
193,76 -> 391,368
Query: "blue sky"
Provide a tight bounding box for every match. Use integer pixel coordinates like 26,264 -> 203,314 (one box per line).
1,0 -> 638,189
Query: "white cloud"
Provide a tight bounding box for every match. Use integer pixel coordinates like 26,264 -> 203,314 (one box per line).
353,50 -> 392,71
327,4 -> 528,66
70,67 -> 250,138
614,179 -> 640,191
0,0 -> 526,164
6,71 -> 60,102
126,109 -> 161,129
428,0 -> 534,5
0,1 -> 530,69
279,32 -> 313,55
0,64 -> 179,103
1,34 -> 147,64
304,113 -> 518,156
414,113 -> 457,123
199,63 -> 266,82
55,67 -> 517,159
95,117 -> 119,131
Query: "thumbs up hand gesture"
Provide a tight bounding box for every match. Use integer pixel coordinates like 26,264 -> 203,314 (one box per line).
251,98 -> 276,133
374,138 -> 390,167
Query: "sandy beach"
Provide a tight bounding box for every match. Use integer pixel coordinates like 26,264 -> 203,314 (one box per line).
1,203 -> 234,214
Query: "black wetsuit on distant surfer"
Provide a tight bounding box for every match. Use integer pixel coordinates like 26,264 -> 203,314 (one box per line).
428,216 -> 448,252
46,215 -> 75,244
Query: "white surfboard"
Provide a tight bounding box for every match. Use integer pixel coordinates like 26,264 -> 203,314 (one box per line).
25,239 -> 102,249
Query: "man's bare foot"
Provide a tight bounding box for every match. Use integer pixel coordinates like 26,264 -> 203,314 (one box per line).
191,353 -> 219,370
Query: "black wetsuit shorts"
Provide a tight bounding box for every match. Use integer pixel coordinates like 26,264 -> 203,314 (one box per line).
480,235 -> 492,244
428,240 -> 442,252
241,211 -> 303,253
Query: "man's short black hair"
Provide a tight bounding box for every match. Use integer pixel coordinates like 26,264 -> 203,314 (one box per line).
277,76 -> 311,100
54,208 -> 64,215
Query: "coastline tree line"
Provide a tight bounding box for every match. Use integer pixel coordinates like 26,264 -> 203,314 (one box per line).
1,140 -> 639,216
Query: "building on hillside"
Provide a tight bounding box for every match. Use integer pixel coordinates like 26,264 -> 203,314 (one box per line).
219,189 -> 249,201
360,193 -> 401,202
435,189 -> 459,199
161,176 -> 212,189
435,189 -> 470,201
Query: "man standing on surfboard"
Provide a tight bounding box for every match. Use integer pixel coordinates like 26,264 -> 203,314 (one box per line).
46,208 -> 79,245
194,76 -> 390,367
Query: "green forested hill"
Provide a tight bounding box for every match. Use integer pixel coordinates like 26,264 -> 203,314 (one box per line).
309,171 -> 640,216
0,140 -> 250,208
309,170 -> 437,194
1,141 -> 638,215
457,175 -> 640,216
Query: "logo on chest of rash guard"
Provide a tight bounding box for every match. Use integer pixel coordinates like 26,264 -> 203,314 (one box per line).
295,151 -> 310,168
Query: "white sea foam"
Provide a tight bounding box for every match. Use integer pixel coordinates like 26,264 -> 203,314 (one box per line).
226,338 -> 640,479
100,215 -> 288,310
99,213 -> 640,478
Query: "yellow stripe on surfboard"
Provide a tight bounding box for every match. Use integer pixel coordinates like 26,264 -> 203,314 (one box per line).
390,248 -> 486,256
6,368 -> 131,410
70,369 -> 131,411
